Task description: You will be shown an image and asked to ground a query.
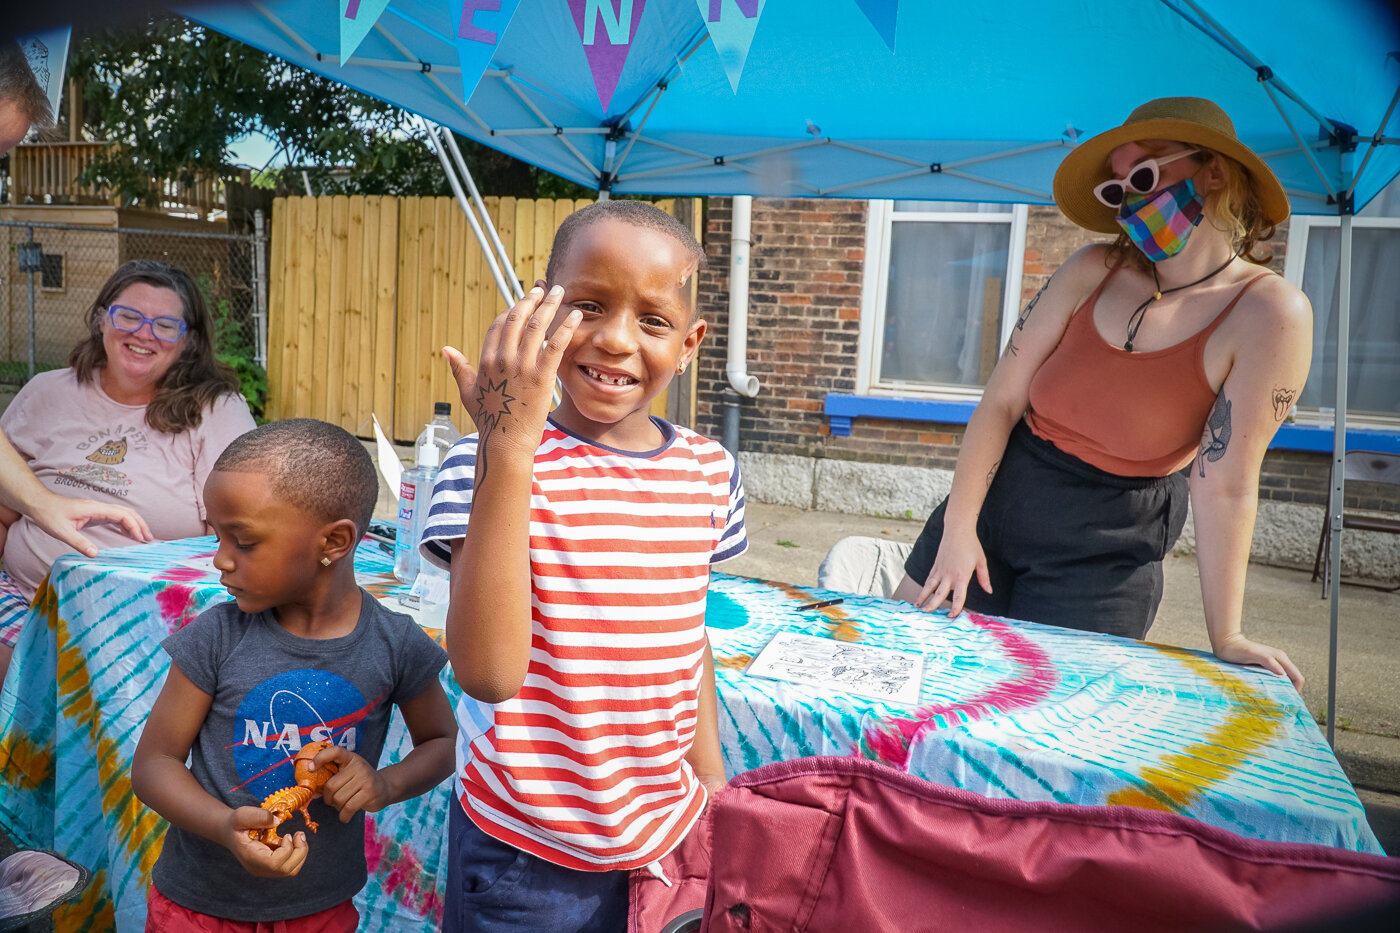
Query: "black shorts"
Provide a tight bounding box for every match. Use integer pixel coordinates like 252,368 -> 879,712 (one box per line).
903,421 -> 1189,640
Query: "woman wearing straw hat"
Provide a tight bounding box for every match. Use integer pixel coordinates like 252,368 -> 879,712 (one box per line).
893,96 -> 1310,689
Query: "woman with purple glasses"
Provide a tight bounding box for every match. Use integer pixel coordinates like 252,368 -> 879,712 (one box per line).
893,97 -> 1311,690
0,260 -> 254,682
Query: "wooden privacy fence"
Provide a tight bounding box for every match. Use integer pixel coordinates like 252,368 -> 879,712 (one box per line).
266,195 -> 697,442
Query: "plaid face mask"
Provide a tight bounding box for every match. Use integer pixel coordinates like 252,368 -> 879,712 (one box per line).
1115,177 -> 1206,262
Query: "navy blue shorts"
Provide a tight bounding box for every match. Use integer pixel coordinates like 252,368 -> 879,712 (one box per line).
443,799 -> 629,933
904,420 -> 1189,640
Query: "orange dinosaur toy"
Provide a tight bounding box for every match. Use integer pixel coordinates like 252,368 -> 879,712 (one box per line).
248,740 -> 339,846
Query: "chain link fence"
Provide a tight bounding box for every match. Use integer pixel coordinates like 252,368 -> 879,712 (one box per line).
0,217 -> 268,417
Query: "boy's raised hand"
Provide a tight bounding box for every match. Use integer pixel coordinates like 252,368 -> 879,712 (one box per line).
443,284 -> 581,461
305,745 -> 393,822
224,806 -> 309,878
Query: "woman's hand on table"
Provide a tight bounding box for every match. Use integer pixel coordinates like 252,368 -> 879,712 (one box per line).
914,525 -> 991,618
225,807 -> 309,878
307,745 -> 394,821
30,490 -> 153,557
1213,632 -> 1304,691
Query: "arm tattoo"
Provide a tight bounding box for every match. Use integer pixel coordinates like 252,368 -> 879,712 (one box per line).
1004,283 -> 1047,358
1196,393 -> 1232,478
986,459 -> 1000,487
473,378 -> 517,488
1271,387 -> 1296,422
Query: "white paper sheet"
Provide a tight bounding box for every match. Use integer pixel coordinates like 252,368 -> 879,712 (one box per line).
745,631 -> 923,705
373,413 -> 403,497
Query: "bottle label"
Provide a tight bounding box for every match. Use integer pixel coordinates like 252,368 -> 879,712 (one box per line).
399,482 -> 417,501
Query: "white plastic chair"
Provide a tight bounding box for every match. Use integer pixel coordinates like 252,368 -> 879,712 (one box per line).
817,536 -> 915,599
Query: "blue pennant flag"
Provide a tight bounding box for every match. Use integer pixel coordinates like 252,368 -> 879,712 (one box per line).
340,0 -> 392,63
853,0 -> 898,51
696,0 -> 766,93
453,0 -> 523,104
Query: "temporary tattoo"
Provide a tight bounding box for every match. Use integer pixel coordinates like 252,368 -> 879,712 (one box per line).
1197,393 -> 1232,478
1017,283 -> 1046,332
1005,284 -> 1046,358
986,459 -> 1001,487
474,377 -> 516,487
1271,386 -> 1296,422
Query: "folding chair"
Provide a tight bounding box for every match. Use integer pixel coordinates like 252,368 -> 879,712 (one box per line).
1311,450 -> 1400,594
817,537 -> 915,599
0,849 -> 89,933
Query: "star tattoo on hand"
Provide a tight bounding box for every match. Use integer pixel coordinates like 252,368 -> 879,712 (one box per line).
474,377 -> 516,488
475,378 -> 516,438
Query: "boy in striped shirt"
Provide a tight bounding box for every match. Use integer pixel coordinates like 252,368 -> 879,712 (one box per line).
421,200 -> 747,933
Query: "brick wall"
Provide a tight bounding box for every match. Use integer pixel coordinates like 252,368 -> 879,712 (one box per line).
692,196 -> 1396,514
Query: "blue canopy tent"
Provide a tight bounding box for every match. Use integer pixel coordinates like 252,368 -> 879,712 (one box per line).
183,0 -> 1400,736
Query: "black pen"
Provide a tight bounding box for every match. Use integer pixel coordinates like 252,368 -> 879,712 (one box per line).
796,597 -> 844,611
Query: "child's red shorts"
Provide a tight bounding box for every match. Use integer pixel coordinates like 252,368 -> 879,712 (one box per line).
145,886 -> 358,933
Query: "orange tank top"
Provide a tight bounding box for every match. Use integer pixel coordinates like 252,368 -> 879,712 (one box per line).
1024,268 -> 1271,477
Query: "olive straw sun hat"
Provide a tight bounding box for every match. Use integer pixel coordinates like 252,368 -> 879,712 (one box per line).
1052,96 -> 1291,235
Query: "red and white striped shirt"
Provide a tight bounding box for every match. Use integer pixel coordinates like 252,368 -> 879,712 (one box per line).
422,418 -> 747,869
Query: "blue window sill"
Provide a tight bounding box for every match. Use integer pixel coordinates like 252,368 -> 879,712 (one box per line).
823,393 -> 1400,454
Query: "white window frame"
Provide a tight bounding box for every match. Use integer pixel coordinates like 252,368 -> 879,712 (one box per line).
856,199 -> 1028,398
1282,211 -> 1400,429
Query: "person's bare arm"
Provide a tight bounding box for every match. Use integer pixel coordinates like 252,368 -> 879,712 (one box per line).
442,286 -> 581,703
311,677 -> 457,821
0,431 -> 153,556
685,640 -> 727,798
1191,281 -> 1311,689
894,246 -> 1105,615
132,664 -> 310,878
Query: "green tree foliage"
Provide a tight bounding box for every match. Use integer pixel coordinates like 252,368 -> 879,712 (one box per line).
69,15 -> 592,203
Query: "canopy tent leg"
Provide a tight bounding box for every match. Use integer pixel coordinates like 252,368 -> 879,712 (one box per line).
440,129 -> 524,305
420,117 -> 519,310
1325,209 -> 1351,749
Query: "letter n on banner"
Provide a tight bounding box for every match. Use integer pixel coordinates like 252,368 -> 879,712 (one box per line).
454,0 -> 523,104
567,0 -> 648,113
697,0 -> 765,93
340,0 -> 392,63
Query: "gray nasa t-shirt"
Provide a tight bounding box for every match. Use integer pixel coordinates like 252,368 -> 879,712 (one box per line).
149,590 -> 447,922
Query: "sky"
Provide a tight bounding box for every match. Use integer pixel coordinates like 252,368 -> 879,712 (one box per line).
227,131 -> 282,172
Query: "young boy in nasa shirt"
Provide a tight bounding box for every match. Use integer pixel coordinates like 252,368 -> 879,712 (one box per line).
422,201 -> 747,933
133,419 -> 455,932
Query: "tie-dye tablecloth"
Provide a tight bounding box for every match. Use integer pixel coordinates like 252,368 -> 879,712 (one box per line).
0,537 -> 452,933
0,544 -> 1382,933
706,576 -> 1383,855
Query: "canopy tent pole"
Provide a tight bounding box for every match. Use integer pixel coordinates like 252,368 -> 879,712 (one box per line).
1326,206 -> 1351,748
440,128 -> 524,303
420,117 -> 518,310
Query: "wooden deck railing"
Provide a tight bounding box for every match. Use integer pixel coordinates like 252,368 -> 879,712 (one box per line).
6,141 -> 241,217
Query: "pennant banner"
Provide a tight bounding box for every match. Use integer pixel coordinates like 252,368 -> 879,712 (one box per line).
568,0 -> 649,113
854,0 -> 898,51
340,0 -> 392,62
15,27 -> 71,126
454,0 -> 523,104
697,0 -> 765,93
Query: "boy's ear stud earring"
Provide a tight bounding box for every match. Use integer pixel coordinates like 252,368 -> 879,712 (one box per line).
320,556 -> 332,567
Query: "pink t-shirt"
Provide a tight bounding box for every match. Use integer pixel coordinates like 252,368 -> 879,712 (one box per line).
0,368 -> 255,596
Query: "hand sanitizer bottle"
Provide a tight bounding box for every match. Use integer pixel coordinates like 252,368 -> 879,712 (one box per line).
394,423 -> 442,584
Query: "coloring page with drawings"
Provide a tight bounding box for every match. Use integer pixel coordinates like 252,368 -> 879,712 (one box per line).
746,631 -> 923,705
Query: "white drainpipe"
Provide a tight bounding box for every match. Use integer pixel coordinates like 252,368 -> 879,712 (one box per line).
726,195 -> 761,398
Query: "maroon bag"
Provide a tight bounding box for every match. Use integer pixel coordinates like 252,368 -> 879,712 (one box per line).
698,756 -> 1400,933
629,798 -> 715,933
